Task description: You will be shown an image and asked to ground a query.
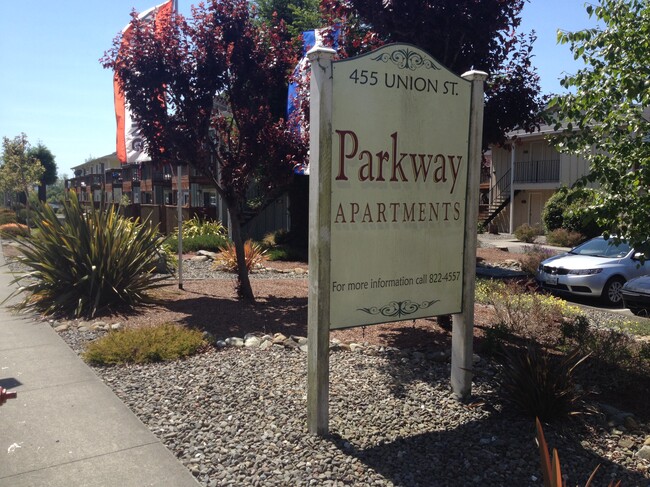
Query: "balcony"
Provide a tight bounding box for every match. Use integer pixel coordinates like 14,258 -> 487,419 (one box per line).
514,159 -> 560,184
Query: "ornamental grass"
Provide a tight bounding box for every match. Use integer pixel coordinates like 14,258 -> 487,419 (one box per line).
6,193 -> 170,318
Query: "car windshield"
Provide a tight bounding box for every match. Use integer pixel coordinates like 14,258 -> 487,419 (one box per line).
569,237 -> 631,258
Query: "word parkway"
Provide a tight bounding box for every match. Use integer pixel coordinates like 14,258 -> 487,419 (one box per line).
334,130 -> 465,194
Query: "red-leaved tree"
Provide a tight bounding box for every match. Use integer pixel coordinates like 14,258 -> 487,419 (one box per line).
102,0 -> 307,301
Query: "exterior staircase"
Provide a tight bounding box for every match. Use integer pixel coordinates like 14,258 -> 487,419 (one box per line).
479,169 -> 519,228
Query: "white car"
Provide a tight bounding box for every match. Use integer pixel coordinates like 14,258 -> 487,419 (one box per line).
536,236 -> 649,306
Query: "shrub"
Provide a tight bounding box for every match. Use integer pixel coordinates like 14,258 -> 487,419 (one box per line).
261,229 -> 290,249
0,223 -> 29,238
518,245 -> 557,276
7,193 -> 170,318
542,187 -> 569,232
499,343 -> 588,420
164,233 -> 228,253
546,228 -> 585,248
0,208 -> 17,225
542,186 -> 603,238
83,323 -> 205,365
265,245 -> 308,262
481,322 -> 511,356
514,223 -> 541,243
565,317 -> 635,366
179,216 -> 226,239
215,239 -> 266,272
477,280 -> 582,340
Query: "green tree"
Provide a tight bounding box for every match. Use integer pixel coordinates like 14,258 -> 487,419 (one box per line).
27,143 -> 58,202
549,0 -> 650,254
0,133 -> 45,229
46,174 -> 67,207
255,0 -> 320,38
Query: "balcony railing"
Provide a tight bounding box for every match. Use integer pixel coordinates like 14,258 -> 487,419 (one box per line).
514,159 -> 560,184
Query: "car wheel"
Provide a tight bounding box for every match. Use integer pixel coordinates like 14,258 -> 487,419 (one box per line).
630,307 -> 649,317
602,277 -> 625,306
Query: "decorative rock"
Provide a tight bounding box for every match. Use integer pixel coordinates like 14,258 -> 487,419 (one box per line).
618,437 -> 634,449
349,343 -> 363,352
225,337 -> 244,347
190,255 -> 210,262
272,333 -> 287,344
202,331 -> 216,344
299,343 -> 308,353
54,324 -> 70,332
216,340 -> 227,348
282,337 -> 299,349
197,250 -> 219,260
259,340 -> 273,351
636,445 -> 650,461
294,268 -> 306,275
111,323 -> 123,331
330,342 -> 350,352
245,336 -> 262,348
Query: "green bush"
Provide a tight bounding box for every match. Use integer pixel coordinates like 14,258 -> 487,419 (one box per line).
265,245 -> 308,262
0,208 -> 16,225
164,233 -> 228,253
499,343 -> 588,420
542,186 -> 603,238
83,323 -> 205,365
179,216 -> 226,239
546,228 -> 585,248
563,315 -> 637,366
514,223 -> 541,243
542,187 -> 568,232
7,193 -> 170,318
15,207 -> 37,227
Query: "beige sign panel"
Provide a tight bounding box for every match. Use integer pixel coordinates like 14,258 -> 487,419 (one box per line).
330,44 -> 471,329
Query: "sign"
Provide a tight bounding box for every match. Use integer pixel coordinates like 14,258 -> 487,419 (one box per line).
306,43 -> 486,435
329,45 -> 471,328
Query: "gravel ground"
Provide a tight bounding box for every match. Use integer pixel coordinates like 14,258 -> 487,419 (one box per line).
55,300 -> 650,487
5,244 -> 650,486
56,334 -> 650,487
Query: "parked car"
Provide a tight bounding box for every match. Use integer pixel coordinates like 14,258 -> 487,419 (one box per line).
621,275 -> 650,316
536,236 -> 649,306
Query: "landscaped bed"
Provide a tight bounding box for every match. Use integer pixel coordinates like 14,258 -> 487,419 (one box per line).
3,240 -> 650,486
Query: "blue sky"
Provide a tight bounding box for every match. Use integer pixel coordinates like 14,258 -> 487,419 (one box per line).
0,0 -> 594,177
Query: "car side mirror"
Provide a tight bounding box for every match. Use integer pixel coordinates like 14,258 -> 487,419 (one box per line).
633,252 -> 646,261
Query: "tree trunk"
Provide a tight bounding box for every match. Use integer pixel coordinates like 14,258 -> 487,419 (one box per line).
38,184 -> 46,202
228,207 -> 255,302
23,188 -> 31,235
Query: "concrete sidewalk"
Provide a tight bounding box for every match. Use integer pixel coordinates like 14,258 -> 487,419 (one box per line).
477,232 -> 571,255
0,250 -> 199,486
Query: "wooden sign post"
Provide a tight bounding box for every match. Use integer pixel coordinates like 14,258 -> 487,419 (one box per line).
307,44 -> 486,435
